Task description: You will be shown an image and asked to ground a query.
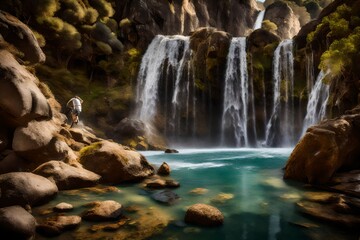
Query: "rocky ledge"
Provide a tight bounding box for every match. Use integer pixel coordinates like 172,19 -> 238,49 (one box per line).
284,106 -> 360,230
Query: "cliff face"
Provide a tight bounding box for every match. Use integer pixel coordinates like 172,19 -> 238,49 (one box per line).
118,0 -> 259,45
294,0 -> 360,117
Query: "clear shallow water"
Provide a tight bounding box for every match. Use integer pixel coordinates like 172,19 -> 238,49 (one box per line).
33,148 -> 356,240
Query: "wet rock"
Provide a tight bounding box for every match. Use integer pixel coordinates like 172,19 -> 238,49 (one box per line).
210,193 -> 234,204
75,206 -> 170,239
165,149 -> 179,153
0,172 -> 58,208
36,215 -> 81,237
53,202 -> 74,212
145,178 -> 180,189
33,160 -> 101,190
89,217 -> 128,232
184,203 -> 224,227
296,200 -> 360,229
157,162 -> 171,176
79,140 -> 154,184
151,190 -> 180,205
0,205 -> 36,240
82,200 -> 122,221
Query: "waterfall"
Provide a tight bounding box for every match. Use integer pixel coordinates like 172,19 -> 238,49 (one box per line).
135,35 -> 191,125
253,10 -> 265,30
302,71 -> 329,134
264,39 -> 295,147
221,37 -> 252,147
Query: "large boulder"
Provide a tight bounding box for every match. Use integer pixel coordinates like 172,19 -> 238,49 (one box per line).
263,1 -> 301,39
284,113 -> 360,184
12,120 -> 77,166
0,50 -> 51,126
115,118 -> 146,139
184,203 -> 224,227
0,205 -> 37,240
0,10 -> 45,64
79,140 -> 154,184
0,172 -> 58,207
33,161 -> 101,190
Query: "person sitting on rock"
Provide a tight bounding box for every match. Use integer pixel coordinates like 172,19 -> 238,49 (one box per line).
66,96 -> 83,126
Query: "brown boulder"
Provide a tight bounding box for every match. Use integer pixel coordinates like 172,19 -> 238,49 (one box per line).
284,114 -> 360,184
184,203 -> 224,227
263,1 -> 301,39
33,161 -> 101,190
12,120 -> 77,167
79,140 -> 154,184
0,50 -> 51,127
0,205 -> 36,239
0,172 -> 58,208
82,200 -> 122,221
0,10 -> 45,64
157,162 -> 171,176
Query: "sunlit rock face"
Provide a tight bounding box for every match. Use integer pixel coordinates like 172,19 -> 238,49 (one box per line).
118,0 -> 259,48
284,109 -> 360,184
263,1 -> 301,39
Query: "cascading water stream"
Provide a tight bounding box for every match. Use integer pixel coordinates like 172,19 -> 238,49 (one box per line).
221,37 -> 253,147
253,10 -> 265,30
264,39 -> 295,147
135,35 -> 192,126
302,71 -> 329,134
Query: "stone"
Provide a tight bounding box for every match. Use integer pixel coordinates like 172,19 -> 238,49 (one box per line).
0,205 -> 36,240
53,202 -> 74,212
0,10 -> 45,64
263,1 -> 301,39
79,140 -> 154,184
82,200 -> 122,221
0,172 -> 58,208
184,204 -> 224,227
33,160 -> 101,190
157,162 -> 171,176
296,200 -> 360,229
165,149 -> 179,153
284,115 -> 360,184
0,50 -> 51,127
151,190 -> 180,205
36,215 -> 81,237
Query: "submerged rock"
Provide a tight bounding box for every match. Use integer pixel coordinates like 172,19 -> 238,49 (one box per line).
82,200 -> 122,222
296,200 -> 360,229
36,215 -> 81,237
151,190 -> 180,205
184,203 -> 224,227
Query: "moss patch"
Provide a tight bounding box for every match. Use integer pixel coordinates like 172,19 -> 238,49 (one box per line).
79,141 -> 102,158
